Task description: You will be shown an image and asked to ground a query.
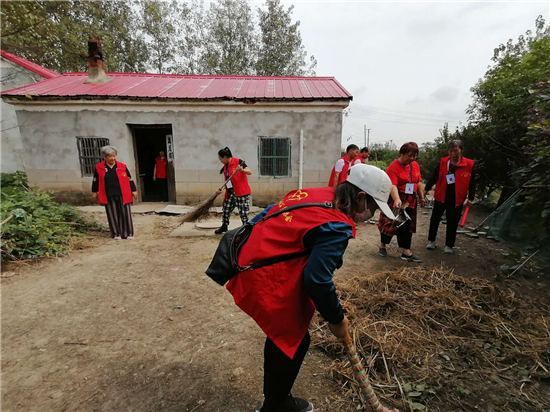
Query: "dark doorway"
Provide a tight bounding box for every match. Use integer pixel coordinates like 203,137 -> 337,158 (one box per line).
129,124 -> 175,203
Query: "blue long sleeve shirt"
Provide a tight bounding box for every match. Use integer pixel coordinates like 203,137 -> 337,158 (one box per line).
250,205 -> 353,324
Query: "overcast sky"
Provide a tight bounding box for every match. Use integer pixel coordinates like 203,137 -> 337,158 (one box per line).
286,1 -> 549,149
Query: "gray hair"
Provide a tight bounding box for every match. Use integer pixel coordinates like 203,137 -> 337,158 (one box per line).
448,140 -> 464,151
100,146 -> 118,157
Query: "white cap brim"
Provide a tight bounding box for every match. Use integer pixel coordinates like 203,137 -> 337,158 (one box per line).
375,199 -> 396,220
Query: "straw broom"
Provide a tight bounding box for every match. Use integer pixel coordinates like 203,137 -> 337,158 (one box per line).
181,168 -> 240,223
342,334 -> 399,412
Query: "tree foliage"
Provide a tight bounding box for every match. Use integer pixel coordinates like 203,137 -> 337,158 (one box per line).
201,0 -> 257,75
256,0 -> 316,76
1,0 -> 316,77
0,0 -> 147,73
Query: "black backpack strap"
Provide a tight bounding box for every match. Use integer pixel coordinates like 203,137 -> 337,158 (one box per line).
256,201 -> 333,225
240,249 -> 311,271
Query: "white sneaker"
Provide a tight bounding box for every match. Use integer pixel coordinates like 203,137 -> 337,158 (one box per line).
114,236 -> 122,240
426,241 -> 436,250
444,246 -> 453,254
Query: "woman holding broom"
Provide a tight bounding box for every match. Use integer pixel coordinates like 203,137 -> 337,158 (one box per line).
223,164 -> 397,412
214,147 -> 253,234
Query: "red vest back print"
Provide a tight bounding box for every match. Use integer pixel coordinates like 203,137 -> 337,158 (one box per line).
434,156 -> 474,206
223,157 -> 251,202
95,161 -> 133,205
328,156 -> 353,187
226,187 -> 356,359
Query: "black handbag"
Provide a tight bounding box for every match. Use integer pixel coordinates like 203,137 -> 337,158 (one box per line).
205,201 -> 334,286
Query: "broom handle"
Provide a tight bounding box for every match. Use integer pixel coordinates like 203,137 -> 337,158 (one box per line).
218,168 -> 240,191
342,335 -> 399,412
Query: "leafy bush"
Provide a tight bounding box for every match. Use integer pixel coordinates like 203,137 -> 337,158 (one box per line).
1,172 -> 102,260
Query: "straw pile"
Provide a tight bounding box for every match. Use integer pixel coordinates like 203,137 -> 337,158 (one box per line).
311,267 -> 550,412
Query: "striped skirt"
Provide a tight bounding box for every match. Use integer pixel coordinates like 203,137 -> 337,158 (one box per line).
104,196 -> 134,239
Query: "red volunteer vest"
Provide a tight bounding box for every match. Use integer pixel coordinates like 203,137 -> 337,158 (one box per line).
328,156 -> 355,187
95,161 -> 133,205
354,156 -> 365,165
434,156 -> 474,207
227,187 -> 356,359
223,157 -> 251,202
155,157 -> 167,178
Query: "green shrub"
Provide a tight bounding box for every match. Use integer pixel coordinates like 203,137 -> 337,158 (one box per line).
1,173 -> 102,260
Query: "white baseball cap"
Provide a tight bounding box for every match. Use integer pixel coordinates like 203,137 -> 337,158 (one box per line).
346,163 -> 396,220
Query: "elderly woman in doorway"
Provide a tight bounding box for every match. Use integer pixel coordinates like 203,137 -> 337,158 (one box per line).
378,142 -> 426,262
214,147 -> 253,235
92,146 -> 138,240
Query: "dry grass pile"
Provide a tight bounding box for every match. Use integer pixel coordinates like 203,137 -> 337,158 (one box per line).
311,267 -> 550,412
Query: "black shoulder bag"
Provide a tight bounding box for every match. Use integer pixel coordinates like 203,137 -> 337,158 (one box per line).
205,201 -> 334,286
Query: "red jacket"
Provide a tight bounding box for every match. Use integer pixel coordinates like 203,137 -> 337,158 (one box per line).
227,187 -> 355,359
434,156 -> 475,206
95,161 -> 133,205
223,157 -> 251,202
328,156 -> 354,187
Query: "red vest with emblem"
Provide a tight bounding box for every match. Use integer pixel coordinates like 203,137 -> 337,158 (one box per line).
328,156 -> 354,187
226,187 -> 356,359
434,156 -> 474,207
223,157 -> 251,202
95,161 -> 133,205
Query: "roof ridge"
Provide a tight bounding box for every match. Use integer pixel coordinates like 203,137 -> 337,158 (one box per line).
0,50 -> 61,79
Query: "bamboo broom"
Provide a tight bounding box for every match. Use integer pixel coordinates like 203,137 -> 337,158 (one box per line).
342,335 -> 399,412
181,168 -> 240,223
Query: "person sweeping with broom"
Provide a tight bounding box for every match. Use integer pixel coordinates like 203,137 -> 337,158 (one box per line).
212,164 -> 398,412
214,147 -> 252,234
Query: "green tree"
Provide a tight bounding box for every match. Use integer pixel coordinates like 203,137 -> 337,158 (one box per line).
139,0 -> 181,74
467,16 -> 550,204
256,0 -> 316,76
201,0 -> 257,75
1,0 -> 147,73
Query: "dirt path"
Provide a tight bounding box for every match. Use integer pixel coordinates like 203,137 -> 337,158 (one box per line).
2,208 -> 548,412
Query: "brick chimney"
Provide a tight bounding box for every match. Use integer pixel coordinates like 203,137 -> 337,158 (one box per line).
85,37 -> 112,84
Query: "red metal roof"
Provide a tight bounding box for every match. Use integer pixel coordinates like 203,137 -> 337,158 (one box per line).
0,50 -> 61,79
1,72 -> 352,101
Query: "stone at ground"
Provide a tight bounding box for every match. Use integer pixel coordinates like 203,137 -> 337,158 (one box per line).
467,233 -> 480,238
155,205 -> 193,215
477,231 -> 487,236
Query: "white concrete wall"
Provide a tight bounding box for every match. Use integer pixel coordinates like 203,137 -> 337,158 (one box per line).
9,101 -> 347,205
0,58 -> 43,172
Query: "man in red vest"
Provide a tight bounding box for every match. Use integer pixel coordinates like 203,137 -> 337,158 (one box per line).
353,147 -> 370,165
328,144 -> 359,187
226,164 -> 395,412
425,140 -> 475,254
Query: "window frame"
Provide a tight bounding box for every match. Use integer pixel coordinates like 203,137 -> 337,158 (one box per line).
257,136 -> 292,178
76,136 -> 110,177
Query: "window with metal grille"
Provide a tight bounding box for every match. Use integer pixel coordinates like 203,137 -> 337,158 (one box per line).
76,137 -> 110,177
258,137 -> 291,177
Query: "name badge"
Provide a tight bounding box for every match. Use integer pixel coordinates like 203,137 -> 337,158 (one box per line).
405,183 -> 415,194
446,174 -> 456,184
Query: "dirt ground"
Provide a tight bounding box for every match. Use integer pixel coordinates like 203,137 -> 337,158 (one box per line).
2,206 -> 549,412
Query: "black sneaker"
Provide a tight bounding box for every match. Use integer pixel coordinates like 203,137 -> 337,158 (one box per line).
378,248 -> 388,257
214,224 -> 228,235
285,394 -> 314,412
401,253 -> 422,262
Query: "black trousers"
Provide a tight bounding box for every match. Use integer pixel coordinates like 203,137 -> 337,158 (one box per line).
428,200 -> 463,248
156,178 -> 168,202
380,208 -> 414,250
260,332 -> 311,412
